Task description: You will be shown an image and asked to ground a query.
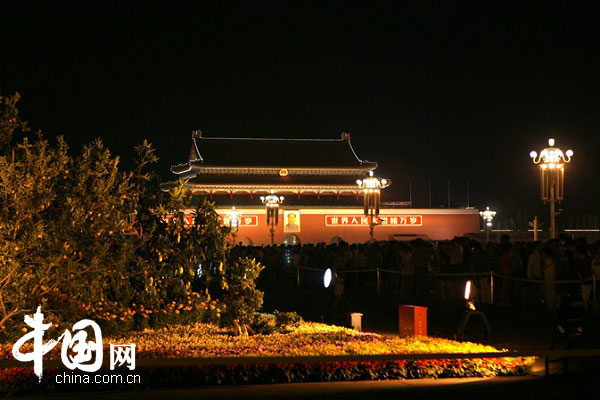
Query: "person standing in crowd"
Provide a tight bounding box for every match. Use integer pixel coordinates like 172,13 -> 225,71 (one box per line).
555,242 -> 571,302
512,242 -> 527,305
410,239 -> 431,299
432,242 -> 449,301
571,241 -> 593,314
472,241 -> 492,304
543,246 -> 557,309
527,242 -> 544,308
592,244 -> 600,309
367,244 -> 383,292
398,243 -> 413,296
498,235 -> 514,306
331,271 -> 350,314
592,244 -> 600,277
442,239 -> 463,300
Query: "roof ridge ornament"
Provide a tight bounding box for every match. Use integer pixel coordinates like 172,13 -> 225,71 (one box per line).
191,130 -> 203,162
342,131 -> 372,166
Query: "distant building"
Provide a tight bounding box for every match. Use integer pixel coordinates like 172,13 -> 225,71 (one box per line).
162,131 -> 479,245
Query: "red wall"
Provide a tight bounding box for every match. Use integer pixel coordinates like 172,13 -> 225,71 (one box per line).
218,208 -> 480,245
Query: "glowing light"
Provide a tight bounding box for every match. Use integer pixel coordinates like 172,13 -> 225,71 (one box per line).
357,173 -> 389,192
356,170 -> 390,242
530,138 -> 573,167
227,207 -> 241,229
479,207 -> 496,224
261,190 -> 284,208
464,280 -> 476,310
323,268 -> 332,288
464,280 -> 471,300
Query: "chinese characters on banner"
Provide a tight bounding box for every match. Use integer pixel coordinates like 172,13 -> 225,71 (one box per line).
221,215 -> 258,227
164,215 -> 259,227
163,215 -> 195,227
324,215 -> 423,226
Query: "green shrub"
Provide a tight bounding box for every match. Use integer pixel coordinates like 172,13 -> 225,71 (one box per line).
220,258 -> 264,332
274,310 -> 303,329
251,313 -> 277,335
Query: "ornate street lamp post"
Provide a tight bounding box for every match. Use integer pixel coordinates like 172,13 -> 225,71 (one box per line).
479,206 -> 496,243
226,206 -> 241,244
530,138 -> 573,239
356,171 -> 390,243
260,190 -> 284,245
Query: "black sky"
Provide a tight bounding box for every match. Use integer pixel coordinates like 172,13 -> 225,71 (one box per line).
2,2 -> 600,220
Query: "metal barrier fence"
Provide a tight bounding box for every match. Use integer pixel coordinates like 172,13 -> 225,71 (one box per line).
293,265 -> 598,314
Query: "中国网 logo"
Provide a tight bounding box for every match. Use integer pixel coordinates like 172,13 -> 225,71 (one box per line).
12,306 -> 135,381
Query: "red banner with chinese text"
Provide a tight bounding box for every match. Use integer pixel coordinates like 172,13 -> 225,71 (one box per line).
221,215 -> 258,227
324,215 -> 422,227
164,215 -> 259,227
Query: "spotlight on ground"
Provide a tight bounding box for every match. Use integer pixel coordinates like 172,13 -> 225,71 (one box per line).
464,280 -> 475,310
324,268 -> 332,288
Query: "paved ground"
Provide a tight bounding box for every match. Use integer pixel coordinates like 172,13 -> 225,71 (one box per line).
15,375 -> 600,400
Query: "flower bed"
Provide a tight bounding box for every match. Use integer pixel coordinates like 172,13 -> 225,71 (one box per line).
0,322 -> 534,395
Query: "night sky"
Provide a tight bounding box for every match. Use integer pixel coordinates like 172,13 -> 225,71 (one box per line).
2,3 -> 599,221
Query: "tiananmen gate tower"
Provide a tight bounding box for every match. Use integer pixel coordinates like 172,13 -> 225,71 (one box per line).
162,131 -> 479,245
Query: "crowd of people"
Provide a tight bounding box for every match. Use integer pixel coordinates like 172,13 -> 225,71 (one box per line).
229,235 -> 600,311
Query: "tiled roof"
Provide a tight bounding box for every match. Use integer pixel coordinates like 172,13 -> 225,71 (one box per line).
183,133 -> 376,169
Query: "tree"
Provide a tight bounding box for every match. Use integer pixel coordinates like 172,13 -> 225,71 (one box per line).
0,93 -> 143,334
0,92 -> 29,154
0,134 -> 140,331
220,257 -> 265,335
129,143 -> 232,305
0,93 -> 261,337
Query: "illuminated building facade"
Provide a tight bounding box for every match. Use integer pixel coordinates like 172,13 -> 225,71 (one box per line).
163,131 -> 479,245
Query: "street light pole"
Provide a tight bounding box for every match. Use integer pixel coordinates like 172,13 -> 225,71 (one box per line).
479,207 -> 496,243
260,190 -> 284,245
227,206 -> 241,244
550,185 -> 556,239
530,138 -> 573,239
357,171 -> 390,243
